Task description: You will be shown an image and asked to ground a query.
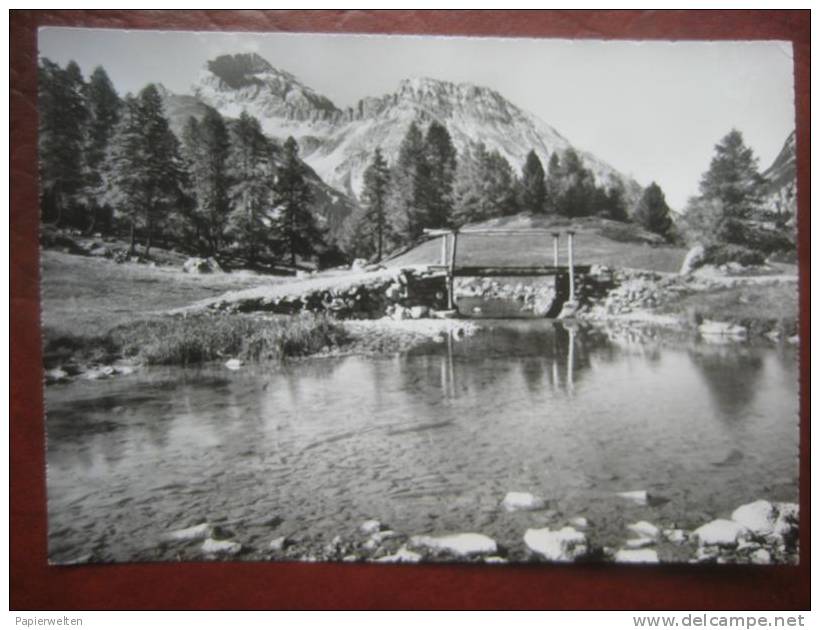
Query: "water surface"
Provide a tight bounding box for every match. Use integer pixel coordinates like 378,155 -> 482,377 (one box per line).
45,321 -> 799,563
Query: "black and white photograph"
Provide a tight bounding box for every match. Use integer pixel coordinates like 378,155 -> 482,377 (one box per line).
38,27 -> 800,566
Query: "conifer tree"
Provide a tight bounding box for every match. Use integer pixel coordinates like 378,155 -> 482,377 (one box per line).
354,147 -> 392,261
423,121 -> 457,228
182,107 -> 231,256
272,137 -> 323,266
226,111 -> 275,266
698,129 -> 764,219
387,121 -> 427,243
634,182 -> 673,238
105,84 -> 186,255
520,150 -> 547,214
38,58 -> 88,227
82,66 -> 121,233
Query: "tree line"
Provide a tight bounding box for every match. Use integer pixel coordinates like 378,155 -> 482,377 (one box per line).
347,121 -> 677,260
39,58 -> 322,267
40,58 -> 680,269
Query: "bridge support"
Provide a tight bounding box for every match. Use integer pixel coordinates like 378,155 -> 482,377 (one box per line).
567,230 -> 576,302
447,231 -> 459,310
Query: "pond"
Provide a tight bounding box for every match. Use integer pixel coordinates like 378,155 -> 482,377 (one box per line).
44,321 -> 800,563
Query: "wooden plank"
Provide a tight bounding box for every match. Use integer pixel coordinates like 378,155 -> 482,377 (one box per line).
451,265 -> 590,277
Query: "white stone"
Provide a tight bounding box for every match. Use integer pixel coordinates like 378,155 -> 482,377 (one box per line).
224,358 -> 242,370
483,556 -> 508,564
699,320 -> 747,338
693,519 -> 749,547
375,546 -> 422,563
410,533 -> 497,556
614,548 -> 659,563
201,538 -> 242,555
627,521 -> 660,539
787,335 -> 799,345
164,522 -> 211,542
773,502 -> 799,536
45,368 -> 68,382
617,490 -> 648,506
269,536 -> 288,552
731,500 -> 777,535
360,520 -> 382,535
369,530 -> 398,544
625,537 -> 655,549
524,526 -> 587,562
569,517 -> 589,529
501,491 -> 546,512
680,244 -> 706,274
764,329 -> 781,342
750,549 -> 772,565
663,529 -> 688,544
409,305 -> 429,319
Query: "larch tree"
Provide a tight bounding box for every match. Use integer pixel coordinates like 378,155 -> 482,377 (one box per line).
38,58 -> 88,227
105,84 -> 187,256
226,111 -> 275,266
519,150 -> 547,214
183,107 -> 231,256
387,121 -> 428,244
698,129 -> 764,220
634,182 -> 673,239
82,65 -> 121,233
272,136 -> 323,266
355,147 -> 392,261
422,121 -> 457,229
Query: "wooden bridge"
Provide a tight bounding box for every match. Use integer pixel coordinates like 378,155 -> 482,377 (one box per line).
422,227 -> 586,313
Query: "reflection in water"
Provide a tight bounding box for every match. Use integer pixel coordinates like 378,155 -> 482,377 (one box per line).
44,321 -> 799,563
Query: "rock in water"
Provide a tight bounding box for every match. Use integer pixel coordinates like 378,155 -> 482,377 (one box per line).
524,527 -> 587,562
409,533 -> 497,556
224,358 -> 242,370
680,244 -> 705,275
693,519 -> 748,547
360,520 -> 382,535
201,538 -> 242,556
615,548 -> 660,563
164,522 -> 212,542
627,521 -> 660,539
699,320 -> 748,338
375,546 -> 422,563
501,491 -> 547,512
731,500 -> 777,536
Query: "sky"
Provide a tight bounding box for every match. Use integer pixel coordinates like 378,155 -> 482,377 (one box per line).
38,27 -> 795,210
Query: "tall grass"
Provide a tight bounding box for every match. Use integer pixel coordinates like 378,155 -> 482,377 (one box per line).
43,313 -> 350,367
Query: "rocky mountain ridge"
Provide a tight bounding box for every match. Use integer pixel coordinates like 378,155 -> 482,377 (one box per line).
190,53 -> 642,203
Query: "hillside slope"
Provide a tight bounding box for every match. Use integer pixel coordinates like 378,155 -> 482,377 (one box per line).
386,214 -> 688,273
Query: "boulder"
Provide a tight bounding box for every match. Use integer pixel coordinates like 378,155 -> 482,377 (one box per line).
569,517 -> 589,529
182,257 -> 219,274
409,305 -> 429,319
524,526 -> 587,562
663,529 -> 688,544
731,500 -> 777,536
201,538 -> 242,556
615,548 -> 659,563
360,520 -> 383,535
350,258 -> 368,271
224,358 -> 242,370
627,521 -> 660,539
750,549 -> 772,565
680,244 -> 706,275
410,533 -> 497,557
45,367 -> 69,384
375,546 -> 422,563
693,519 -> 748,547
164,522 -> 211,542
269,536 -> 288,552
501,491 -> 547,512
625,537 -> 655,549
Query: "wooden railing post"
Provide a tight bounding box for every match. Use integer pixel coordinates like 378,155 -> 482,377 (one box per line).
551,232 -> 560,268
448,230 -> 458,310
440,233 -> 448,267
567,230 -> 576,302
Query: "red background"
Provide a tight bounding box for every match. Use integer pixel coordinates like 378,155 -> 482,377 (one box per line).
10,10 -> 811,610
